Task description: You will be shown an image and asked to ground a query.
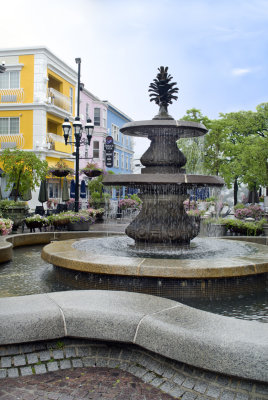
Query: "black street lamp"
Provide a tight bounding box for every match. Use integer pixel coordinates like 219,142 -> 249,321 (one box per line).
0,62 -> 6,73
62,58 -> 94,213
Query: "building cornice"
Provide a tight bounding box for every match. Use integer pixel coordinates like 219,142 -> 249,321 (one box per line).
0,46 -> 77,83
0,103 -> 74,120
103,100 -> 132,122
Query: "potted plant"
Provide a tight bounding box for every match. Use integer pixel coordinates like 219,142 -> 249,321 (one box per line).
202,217 -> 227,237
80,162 -> 103,178
67,211 -> 95,231
48,160 -> 74,177
0,149 -> 48,231
25,214 -> 49,232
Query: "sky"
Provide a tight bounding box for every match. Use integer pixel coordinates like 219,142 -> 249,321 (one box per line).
1,0 -> 267,158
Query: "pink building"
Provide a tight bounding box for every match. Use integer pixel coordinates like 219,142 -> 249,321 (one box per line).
79,88 -> 108,170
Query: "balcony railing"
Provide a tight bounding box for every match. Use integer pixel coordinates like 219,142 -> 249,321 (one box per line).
47,132 -> 65,144
0,89 -> 24,103
47,88 -> 71,113
0,133 -> 24,149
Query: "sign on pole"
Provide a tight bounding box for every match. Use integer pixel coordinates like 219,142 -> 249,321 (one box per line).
104,136 -> 114,168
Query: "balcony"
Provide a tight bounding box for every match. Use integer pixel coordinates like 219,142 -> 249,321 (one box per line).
0,133 -> 24,149
47,88 -> 71,113
0,89 -> 24,104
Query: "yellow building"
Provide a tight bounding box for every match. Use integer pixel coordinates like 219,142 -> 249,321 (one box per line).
0,46 -> 77,207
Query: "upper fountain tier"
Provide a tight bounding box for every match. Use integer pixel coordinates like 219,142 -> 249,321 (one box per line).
120,119 -> 207,139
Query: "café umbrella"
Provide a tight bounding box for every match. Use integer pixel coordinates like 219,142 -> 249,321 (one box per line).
70,179 -> 75,198
80,180 -> 86,199
38,180 -> 48,204
62,177 -> 69,202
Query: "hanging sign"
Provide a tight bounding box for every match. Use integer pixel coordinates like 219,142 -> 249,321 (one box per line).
104,136 -> 114,167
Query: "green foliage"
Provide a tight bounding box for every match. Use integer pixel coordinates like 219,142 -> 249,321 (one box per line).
224,218 -> 266,236
177,108 -> 211,174
202,217 -> 227,225
88,174 -> 110,209
234,203 -> 245,210
205,196 -> 216,203
1,149 -> 48,201
130,193 -> 142,206
0,199 -> 27,210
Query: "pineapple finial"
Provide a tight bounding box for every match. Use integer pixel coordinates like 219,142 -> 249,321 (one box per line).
149,66 -> 179,120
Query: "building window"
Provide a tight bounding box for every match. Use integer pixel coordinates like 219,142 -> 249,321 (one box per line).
69,87 -> 73,114
93,141 -> 99,158
48,182 -> 59,199
115,186 -> 124,199
125,155 -> 128,170
121,153 -> 124,169
0,71 -> 20,89
103,109 -> 107,128
85,144 -> 89,158
94,108 -> 100,126
86,103 -> 89,120
114,151 -> 119,168
0,117 -> 19,134
112,124 -> 119,141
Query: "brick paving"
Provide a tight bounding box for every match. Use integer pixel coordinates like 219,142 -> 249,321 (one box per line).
0,339 -> 267,400
0,367 -> 174,399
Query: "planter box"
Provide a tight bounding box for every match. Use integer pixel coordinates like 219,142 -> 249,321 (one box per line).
68,221 -> 90,231
2,206 -> 28,232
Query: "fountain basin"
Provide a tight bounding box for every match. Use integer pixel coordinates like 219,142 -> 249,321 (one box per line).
41,235 -> 268,279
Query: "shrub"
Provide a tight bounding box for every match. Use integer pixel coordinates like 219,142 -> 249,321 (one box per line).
234,204 -> 264,220
118,198 -> 140,210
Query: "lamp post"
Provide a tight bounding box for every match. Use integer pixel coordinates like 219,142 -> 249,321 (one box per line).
62,59 -> 94,212
0,62 -> 6,73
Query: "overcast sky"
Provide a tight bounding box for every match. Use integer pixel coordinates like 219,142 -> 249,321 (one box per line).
1,0 -> 267,157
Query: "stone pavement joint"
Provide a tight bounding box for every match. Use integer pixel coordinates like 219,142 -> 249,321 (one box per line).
0,338 -> 267,400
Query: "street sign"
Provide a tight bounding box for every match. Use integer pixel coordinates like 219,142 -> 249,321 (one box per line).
105,136 -> 114,167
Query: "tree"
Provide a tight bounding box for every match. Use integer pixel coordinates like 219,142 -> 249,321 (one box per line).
1,149 -> 48,201
215,103 -> 268,204
177,108 -> 210,174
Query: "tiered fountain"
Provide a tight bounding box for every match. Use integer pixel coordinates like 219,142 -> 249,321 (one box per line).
103,66 -> 224,246
41,67 -> 267,302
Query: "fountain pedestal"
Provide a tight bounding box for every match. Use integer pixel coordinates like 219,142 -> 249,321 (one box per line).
126,188 -> 199,245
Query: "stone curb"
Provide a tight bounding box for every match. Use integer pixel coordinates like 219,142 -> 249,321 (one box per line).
0,290 -> 267,383
0,339 -> 267,399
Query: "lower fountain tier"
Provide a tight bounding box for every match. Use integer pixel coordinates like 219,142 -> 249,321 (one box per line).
126,194 -> 200,245
103,173 -> 225,188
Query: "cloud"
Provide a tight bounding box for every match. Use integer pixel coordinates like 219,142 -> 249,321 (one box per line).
231,68 -> 252,76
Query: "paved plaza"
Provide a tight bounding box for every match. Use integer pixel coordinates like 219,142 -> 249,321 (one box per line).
0,339 -> 267,400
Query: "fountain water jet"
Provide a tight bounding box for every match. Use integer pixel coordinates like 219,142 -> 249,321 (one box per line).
103,66 -> 224,246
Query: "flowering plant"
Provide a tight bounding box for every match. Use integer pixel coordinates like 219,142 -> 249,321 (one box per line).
183,199 -> 198,211
118,198 -> 140,210
47,198 -> 59,209
25,215 -> 49,226
186,209 -> 205,217
80,162 -> 103,178
48,161 -> 74,177
234,204 -> 264,220
67,211 -> 94,224
0,218 -> 13,235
